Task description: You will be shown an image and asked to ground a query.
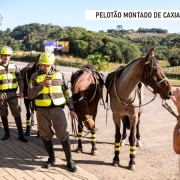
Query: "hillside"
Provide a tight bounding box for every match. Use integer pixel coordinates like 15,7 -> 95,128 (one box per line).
128,32 -> 173,39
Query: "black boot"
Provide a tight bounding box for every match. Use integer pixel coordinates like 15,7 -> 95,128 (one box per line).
61,137 -> 77,172
42,139 -> 55,168
14,116 -> 28,142
1,116 -> 10,140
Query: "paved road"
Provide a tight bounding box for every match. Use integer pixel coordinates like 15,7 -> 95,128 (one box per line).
0,62 -> 98,180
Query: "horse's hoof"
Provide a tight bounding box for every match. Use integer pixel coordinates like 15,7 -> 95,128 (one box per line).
112,160 -> 120,167
76,147 -> 83,153
25,131 -> 30,136
91,150 -> 98,156
36,132 -> 40,138
129,164 -> 136,170
136,140 -> 142,148
121,140 -> 126,146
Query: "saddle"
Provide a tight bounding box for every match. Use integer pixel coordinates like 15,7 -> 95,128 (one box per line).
71,64 -> 105,104
71,64 -> 105,89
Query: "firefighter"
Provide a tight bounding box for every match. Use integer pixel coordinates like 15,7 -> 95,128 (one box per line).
28,52 -> 77,172
0,46 -> 28,142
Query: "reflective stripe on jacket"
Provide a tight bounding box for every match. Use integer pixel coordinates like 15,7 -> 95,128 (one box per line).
0,62 -> 18,90
35,71 -> 66,107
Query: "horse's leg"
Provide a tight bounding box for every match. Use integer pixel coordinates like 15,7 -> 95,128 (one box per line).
136,120 -> 142,148
90,130 -> 97,156
76,122 -> 83,153
112,115 -> 121,167
136,112 -> 142,148
30,101 -> 34,126
90,107 -> 98,156
24,99 -> 31,136
30,101 -> 40,138
128,118 -> 137,170
121,116 -> 129,146
136,85 -> 143,148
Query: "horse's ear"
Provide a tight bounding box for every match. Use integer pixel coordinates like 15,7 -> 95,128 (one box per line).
147,48 -> 155,58
144,48 -> 155,63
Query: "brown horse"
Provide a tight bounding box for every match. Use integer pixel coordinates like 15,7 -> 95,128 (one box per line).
71,64 -> 105,155
20,59 -> 40,136
105,48 -> 172,170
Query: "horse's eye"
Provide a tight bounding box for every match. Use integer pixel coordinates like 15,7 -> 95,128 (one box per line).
152,67 -> 157,72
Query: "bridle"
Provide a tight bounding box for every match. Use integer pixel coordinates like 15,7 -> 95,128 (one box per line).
143,58 -> 168,99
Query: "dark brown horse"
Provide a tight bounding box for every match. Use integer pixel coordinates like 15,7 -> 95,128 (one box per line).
105,48 -> 172,170
20,59 -> 40,136
71,64 -> 105,155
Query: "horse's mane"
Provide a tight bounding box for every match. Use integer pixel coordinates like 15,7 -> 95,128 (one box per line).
82,64 -> 96,71
125,57 -> 142,69
20,62 -> 35,78
20,54 -> 40,79
20,55 -> 40,97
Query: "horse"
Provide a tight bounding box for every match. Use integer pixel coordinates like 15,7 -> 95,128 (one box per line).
20,58 -> 40,136
70,64 -> 105,155
105,48 -> 172,170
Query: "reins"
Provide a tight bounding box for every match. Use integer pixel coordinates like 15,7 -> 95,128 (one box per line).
162,101 -> 178,118
71,115 -> 95,150
107,74 -> 157,109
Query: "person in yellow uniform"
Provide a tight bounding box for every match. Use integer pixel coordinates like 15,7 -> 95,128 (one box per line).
0,46 -> 28,142
28,52 -> 77,172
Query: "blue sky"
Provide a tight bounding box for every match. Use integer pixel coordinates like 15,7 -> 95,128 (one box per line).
0,0 -> 180,33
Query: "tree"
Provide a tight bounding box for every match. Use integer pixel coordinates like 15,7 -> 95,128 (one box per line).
86,52 -> 110,71
116,25 -> 123,31
171,37 -> 180,48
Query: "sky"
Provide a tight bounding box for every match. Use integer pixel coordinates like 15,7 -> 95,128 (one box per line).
0,0 -> 180,33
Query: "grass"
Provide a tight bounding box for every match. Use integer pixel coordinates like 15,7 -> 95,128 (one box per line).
169,79 -> 180,86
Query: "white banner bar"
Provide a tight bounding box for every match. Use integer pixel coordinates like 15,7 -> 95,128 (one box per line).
85,10 -> 180,20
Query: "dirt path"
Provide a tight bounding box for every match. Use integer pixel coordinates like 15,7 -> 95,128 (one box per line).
66,86 -> 179,180
12,86 -> 180,180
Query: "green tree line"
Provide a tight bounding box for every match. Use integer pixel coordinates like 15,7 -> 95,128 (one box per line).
0,23 -> 180,66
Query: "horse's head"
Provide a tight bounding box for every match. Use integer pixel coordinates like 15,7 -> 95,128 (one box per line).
142,48 -> 172,99
72,93 -> 97,132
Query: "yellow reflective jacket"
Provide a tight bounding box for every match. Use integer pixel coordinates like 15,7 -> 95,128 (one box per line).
35,71 -> 66,107
0,62 -> 18,90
